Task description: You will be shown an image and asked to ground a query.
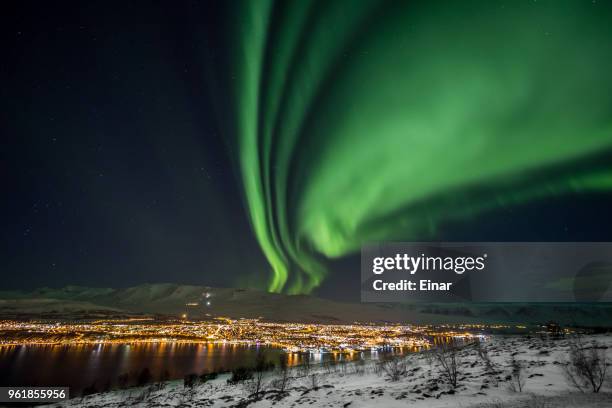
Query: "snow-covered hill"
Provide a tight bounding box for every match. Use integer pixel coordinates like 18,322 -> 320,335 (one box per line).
45,334 -> 612,408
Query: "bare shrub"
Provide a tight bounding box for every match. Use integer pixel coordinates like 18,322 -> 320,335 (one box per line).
373,359 -> 383,376
323,360 -> 337,374
353,358 -> 366,375
423,348 -> 435,369
308,373 -> 319,389
298,354 -> 312,377
378,354 -> 407,382
564,337 -> 608,393
273,353 -> 292,392
155,369 -> 170,390
476,339 -> 493,370
433,340 -> 461,388
227,366 -> 253,385
507,354 -> 526,392
476,339 -> 499,386
248,352 -> 274,396
338,358 -> 348,375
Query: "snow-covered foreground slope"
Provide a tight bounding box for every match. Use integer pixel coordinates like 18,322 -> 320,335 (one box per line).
48,334 -> 612,408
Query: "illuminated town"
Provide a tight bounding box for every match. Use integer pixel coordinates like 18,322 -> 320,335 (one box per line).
0,319 -> 494,352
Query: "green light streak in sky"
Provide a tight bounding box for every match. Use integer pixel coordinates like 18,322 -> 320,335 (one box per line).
221,0 -> 612,293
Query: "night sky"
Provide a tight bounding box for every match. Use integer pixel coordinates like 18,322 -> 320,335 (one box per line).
3,1 -> 612,301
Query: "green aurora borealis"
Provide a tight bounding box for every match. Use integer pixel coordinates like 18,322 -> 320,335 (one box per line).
213,0 -> 612,294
